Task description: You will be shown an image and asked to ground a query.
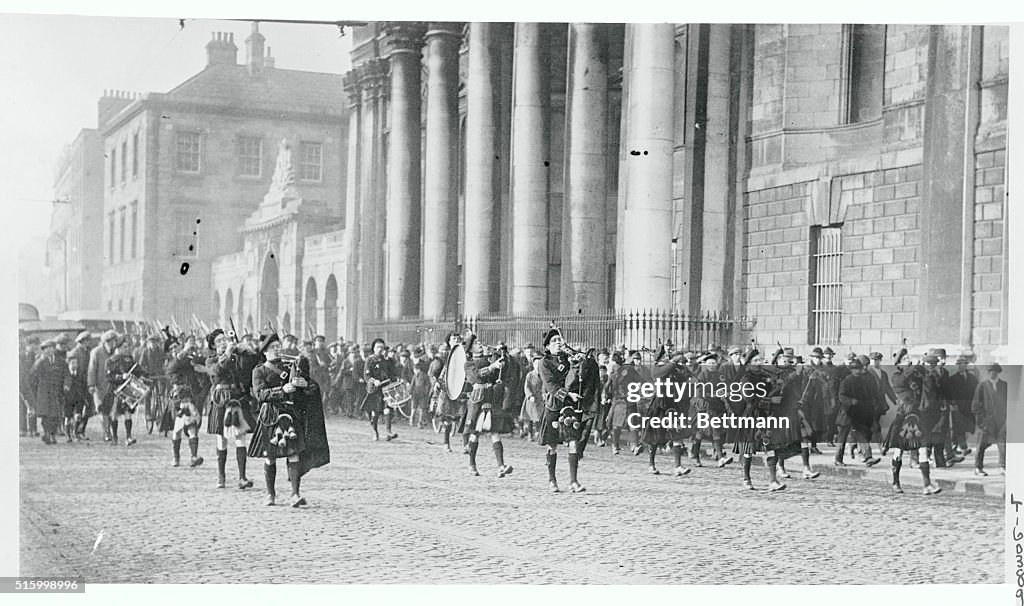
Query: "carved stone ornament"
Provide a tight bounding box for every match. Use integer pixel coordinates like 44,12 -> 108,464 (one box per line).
268,139 -> 300,202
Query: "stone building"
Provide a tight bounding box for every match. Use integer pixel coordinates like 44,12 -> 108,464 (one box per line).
46,128 -> 104,315
343,23 -> 1008,359
97,24 -> 349,326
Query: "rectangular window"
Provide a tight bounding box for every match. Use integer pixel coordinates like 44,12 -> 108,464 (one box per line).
119,209 -> 126,263
809,226 -> 843,345
175,214 -> 198,259
120,141 -> 127,183
107,212 -> 115,264
236,136 -> 263,176
175,132 -> 202,173
110,148 -> 116,188
118,299 -> 123,312
298,141 -> 323,182
132,132 -> 139,178
841,24 -> 885,124
130,202 -> 138,259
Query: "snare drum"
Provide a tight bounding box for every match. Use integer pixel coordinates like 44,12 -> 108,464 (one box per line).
382,380 -> 412,409
115,375 -> 151,413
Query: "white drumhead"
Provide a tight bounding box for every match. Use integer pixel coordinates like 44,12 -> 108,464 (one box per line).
445,344 -> 467,400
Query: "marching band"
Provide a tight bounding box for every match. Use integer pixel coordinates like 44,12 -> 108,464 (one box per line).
19,319 -> 1009,502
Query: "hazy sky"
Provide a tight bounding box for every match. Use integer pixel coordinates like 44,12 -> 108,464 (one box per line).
0,13 -> 352,252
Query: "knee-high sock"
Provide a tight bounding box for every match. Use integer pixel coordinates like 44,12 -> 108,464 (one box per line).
442,423 -> 451,446
286,461 -> 300,496
462,432 -> 470,448
920,461 -> 932,486
236,446 -> 248,479
568,453 -> 579,485
172,438 -> 181,462
672,444 -> 683,468
188,437 -> 199,458
468,440 -> 479,468
493,441 -> 504,467
742,455 -> 753,482
546,452 -> 557,482
648,446 -> 657,467
385,414 -> 393,434
216,449 -> 228,480
692,439 -> 702,461
264,462 -> 277,495
111,419 -> 119,440
612,428 -> 622,450
124,419 -> 133,439
766,455 -> 779,483
370,415 -> 379,437
892,457 -> 902,485
801,447 -> 811,468
713,439 -> 723,459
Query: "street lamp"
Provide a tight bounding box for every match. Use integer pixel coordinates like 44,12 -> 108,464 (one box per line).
49,196 -> 73,313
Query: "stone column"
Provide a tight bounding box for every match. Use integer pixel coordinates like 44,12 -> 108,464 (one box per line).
358,59 -> 387,324
619,24 -> 675,310
699,25 -> 732,312
463,22 -> 501,315
342,70 -> 361,339
562,23 -> 608,313
384,23 -> 426,319
422,23 -> 461,320
919,25 -> 972,344
511,22 -> 550,313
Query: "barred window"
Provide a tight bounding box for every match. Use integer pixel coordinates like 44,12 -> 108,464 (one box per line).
119,208 -> 126,263
810,226 -> 843,345
120,141 -> 127,183
298,141 -> 323,182
132,132 -> 139,177
175,214 -> 198,259
236,136 -> 263,177
176,132 -> 202,173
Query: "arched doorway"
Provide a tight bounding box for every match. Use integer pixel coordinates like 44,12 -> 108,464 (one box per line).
224,288 -> 234,328
260,254 -> 279,330
237,284 -> 246,332
304,277 -> 318,337
324,274 -> 339,342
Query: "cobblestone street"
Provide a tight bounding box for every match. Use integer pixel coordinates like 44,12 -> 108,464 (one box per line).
20,416 -> 1003,584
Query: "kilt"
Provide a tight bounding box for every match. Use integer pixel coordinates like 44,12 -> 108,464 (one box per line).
689,397 -> 726,441
206,384 -> 249,436
881,404 -> 925,451
159,384 -> 191,433
731,402 -> 801,458
361,389 -> 385,416
469,403 -> 515,434
539,406 -> 584,446
171,401 -> 200,434
639,400 -> 690,445
249,401 -> 307,460
607,401 -> 635,429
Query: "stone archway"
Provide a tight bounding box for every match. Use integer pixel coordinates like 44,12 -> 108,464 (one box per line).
260,253 -> 279,330
324,274 -> 339,342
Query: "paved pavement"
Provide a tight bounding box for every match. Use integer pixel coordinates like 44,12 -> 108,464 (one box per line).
20,415 -> 1004,584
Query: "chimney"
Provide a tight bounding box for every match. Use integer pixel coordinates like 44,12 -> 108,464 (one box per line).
97,89 -> 138,129
245,22 -> 266,75
206,31 -> 238,67
264,47 -> 275,69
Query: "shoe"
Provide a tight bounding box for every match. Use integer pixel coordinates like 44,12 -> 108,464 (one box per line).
291,495 -> 307,508
742,479 -> 755,490
778,469 -> 792,479
833,461 -> 846,467
864,457 -> 881,467
974,468 -> 988,477
909,460 -> 919,469
110,438 -> 118,446
217,477 -> 226,489
768,481 -> 787,492
190,456 -> 204,468
948,454 -> 965,464
963,448 -> 973,455
66,435 -> 74,443
570,482 -> 586,493
810,446 -> 823,455
265,493 -> 275,506
549,481 -> 560,493
238,478 -> 254,490
444,445 -> 452,453
389,433 -> 398,440
469,466 -> 479,477
802,469 -> 820,480
372,435 -> 380,441
922,484 -> 942,495
612,448 -> 620,455
104,436 -> 111,442
717,456 -> 734,468
126,438 -> 137,446
892,484 -> 904,494
498,465 -> 514,478
826,441 -> 835,447
171,459 -> 180,468
462,446 -> 469,454
690,457 -> 702,468
674,466 -> 691,477
649,466 -> 660,475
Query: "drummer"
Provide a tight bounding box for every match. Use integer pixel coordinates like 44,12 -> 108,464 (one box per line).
105,336 -> 144,446
363,338 -> 399,442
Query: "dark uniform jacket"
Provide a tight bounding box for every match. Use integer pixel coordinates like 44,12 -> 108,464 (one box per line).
838,371 -> 877,435
362,354 -> 397,413
30,353 -> 70,418
539,351 -> 573,411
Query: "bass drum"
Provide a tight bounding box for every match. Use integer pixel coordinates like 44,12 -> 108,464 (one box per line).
445,343 -> 467,400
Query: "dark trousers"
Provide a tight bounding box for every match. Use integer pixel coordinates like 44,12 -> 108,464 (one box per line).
834,425 -> 871,462
19,396 -> 28,433
975,431 -> 1006,469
